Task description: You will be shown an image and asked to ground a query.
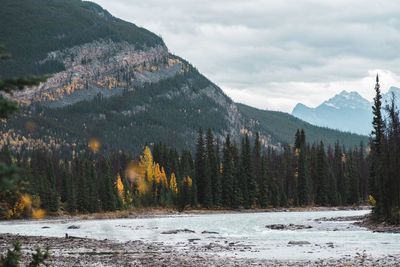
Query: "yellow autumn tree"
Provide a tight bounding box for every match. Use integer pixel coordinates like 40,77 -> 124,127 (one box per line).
154,163 -> 162,184
160,167 -> 168,188
169,173 -> 178,195
139,146 -> 155,182
5,194 -> 46,220
183,176 -> 193,188
116,173 -> 125,204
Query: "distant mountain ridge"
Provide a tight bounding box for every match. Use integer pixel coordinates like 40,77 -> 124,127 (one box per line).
292,87 -> 400,135
0,0 -> 368,155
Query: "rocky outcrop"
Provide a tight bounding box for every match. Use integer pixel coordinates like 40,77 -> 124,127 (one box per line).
266,224 -> 312,230
12,39 -> 181,108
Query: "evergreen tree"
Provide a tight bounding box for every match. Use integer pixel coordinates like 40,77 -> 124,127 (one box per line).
252,133 -> 263,206
315,142 -> 329,205
370,74 -> 385,215
102,161 -> 117,211
258,157 -> 269,208
346,151 -> 359,205
297,130 -> 310,206
206,129 -> 219,207
244,134 -> 258,207
231,141 -> 244,208
222,135 -> 234,207
0,46 -> 48,218
327,168 -> 339,206
333,142 -> 345,205
213,142 -> 223,207
195,128 -> 211,207
47,163 -> 59,213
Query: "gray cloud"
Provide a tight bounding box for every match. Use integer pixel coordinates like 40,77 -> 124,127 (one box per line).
92,0 -> 400,112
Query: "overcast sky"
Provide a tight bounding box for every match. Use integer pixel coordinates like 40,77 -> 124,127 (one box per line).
92,0 -> 400,112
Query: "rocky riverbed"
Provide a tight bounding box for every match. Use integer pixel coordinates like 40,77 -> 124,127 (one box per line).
1,209 -> 400,266
355,214 -> 400,233
1,233 -> 399,266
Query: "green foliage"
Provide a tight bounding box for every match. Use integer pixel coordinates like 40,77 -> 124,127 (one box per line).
297,130 -> 310,206
222,135 -> 234,207
1,127 -> 371,216
0,241 -> 21,267
29,247 -> 50,267
370,76 -> 400,223
0,241 -> 50,267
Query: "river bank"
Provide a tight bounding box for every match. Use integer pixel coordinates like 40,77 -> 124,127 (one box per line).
1,233 -> 399,266
18,205 -> 372,222
355,213 -> 400,233
2,209 -> 399,266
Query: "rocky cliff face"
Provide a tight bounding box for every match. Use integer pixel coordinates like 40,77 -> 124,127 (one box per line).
12,40 -> 179,107
3,36 -> 248,153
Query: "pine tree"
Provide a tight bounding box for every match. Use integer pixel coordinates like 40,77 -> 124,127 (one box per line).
315,142 -> 328,206
231,141 -> 244,208
346,151 -> 359,205
47,163 -> 59,213
242,134 -> 257,207
0,240 -> 21,267
195,128 -> 211,207
222,135 -> 234,207
258,157 -> 269,208
296,130 -> 310,206
213,142 -> 223,207
370,74 -> 385,215
66,172 -> 77,213
76,160 -> 89,212
252,133 -> 263,206
206,129 -> 219,207
102,161 -> 116,211
328,167 -> 339,206
88,163 -> 99,212
0,46 -> 48,218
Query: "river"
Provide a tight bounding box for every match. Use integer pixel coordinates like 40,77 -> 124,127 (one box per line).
1,209 -> 399,261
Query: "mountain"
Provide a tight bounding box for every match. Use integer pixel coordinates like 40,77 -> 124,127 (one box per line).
0,0 -> 367,155
237,103 -> 367,148
292,88 -> 400,135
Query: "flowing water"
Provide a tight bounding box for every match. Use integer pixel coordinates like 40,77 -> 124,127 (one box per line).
1,209 -> 399,260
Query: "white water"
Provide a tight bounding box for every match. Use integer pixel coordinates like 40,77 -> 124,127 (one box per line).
1,209 -> 399,260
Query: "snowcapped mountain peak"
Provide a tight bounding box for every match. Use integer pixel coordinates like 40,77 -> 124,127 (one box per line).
338,90 -> 351,99
292,87 -> 400,135
321,90 -> 369,110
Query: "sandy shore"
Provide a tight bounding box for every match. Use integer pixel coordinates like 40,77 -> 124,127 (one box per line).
1,233 -> 399,267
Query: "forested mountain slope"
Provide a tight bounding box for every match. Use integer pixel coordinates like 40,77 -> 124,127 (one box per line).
237,103 -> 368,148
0,0 -> 367,155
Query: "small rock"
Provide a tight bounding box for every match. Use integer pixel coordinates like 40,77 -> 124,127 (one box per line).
326,242 -> 334,248
67,225 -> 80,229
201,231 -> 219,234
266,224 -> 312,230
41,226 -> 50,229
161,229 -> 195,234
266,224 -> 285,230
288,241 -> 311,245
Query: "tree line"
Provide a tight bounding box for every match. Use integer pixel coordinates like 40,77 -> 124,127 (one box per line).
0,126 -> 370,219
369,75 -> 400,223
